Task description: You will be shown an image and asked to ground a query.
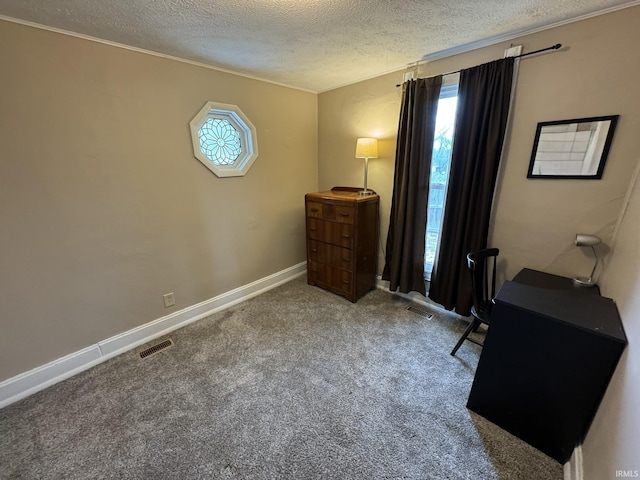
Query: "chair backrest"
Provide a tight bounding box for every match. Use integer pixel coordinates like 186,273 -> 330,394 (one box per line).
466,248 -> 499,319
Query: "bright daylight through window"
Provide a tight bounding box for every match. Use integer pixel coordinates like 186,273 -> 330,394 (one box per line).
198,118 -> 242,166
425,75 -> 459,280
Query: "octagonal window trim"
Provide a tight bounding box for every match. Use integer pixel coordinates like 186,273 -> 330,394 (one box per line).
189,102 -> 258,178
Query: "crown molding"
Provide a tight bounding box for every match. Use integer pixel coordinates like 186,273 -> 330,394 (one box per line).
0,14 -> 316,94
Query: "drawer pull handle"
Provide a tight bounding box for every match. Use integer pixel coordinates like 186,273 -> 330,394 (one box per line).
311,248 -> 318,252
342,280 -> 350,284
339,212 -> 350,217
342,257 -> 350,262
341,234 -> 351,238
309,227 -> 317,231
310,208 -> 319,212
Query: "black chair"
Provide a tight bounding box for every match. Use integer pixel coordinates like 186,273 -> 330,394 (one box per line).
450,248 -> 499,356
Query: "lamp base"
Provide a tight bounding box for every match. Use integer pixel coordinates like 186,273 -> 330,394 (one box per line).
358,189 -> 371,195
572,276 -> 596,287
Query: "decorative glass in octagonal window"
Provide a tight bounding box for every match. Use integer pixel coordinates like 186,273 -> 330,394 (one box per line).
189,102 -> 258,177
198,118 -> 242,166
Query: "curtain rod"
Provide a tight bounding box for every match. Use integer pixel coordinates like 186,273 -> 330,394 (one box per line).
395,43 -> 562,87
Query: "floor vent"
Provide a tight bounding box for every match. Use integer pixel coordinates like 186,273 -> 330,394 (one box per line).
138,339 -> 174,359
406,304 -> 434,319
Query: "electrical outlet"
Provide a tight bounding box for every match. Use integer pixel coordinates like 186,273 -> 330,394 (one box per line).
163,292 -> 175,308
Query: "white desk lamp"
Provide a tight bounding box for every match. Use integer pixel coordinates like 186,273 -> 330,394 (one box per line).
572,234 -> 601,287
355,137 -> 378,195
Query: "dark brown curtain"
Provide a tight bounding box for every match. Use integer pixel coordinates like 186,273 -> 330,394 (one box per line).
382,76 -> 442,295
428,57 -> 515,315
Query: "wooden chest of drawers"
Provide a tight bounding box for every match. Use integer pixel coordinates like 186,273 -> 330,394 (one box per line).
305,187 -> 379,303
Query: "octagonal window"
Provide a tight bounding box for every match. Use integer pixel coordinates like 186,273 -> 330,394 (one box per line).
189,102 -> 258,177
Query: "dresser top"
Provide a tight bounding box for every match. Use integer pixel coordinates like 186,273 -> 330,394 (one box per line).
306,187 -> 379,203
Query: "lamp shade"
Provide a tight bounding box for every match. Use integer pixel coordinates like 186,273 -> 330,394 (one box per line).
573,233 -> 602,287
355,138 -> 378,158
575,234 -> 601,247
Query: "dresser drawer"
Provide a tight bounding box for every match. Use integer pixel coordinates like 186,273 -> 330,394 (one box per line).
306,202 -> 323,218
306,218 -> 354,248
307,240 -> 353,271
307,261 -> 353,295
334,205 -> 355,224
306,202 -> 355,224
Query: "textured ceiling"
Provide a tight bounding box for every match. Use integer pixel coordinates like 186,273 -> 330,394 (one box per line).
0,0 -> 638,92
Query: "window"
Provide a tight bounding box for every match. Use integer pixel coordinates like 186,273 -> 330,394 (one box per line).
198,118 -> 242,165
425,74 -> 459,279
189,102 -> 258,177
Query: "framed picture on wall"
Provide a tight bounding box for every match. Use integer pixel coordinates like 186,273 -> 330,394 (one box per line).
527,115 -> 619,179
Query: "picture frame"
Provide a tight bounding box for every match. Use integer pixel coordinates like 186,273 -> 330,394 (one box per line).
527,115 -> 619,179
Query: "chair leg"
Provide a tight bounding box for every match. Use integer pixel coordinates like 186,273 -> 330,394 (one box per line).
451,317 -> 481,356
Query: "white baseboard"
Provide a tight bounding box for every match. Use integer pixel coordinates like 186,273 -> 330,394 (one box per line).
0,262 -> 307,409
564,446 -> 584,480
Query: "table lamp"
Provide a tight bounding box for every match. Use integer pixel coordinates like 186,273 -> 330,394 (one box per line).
572,233 -> 601,287
355,137 -> 378,195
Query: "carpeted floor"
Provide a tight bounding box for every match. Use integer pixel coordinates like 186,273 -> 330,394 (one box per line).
0,277 -> 562,479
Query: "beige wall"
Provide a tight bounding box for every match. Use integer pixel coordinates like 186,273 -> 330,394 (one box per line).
318,6 -> 640,478
319,8 -> 640,283
585,165 -> 640,478
318,71 -> 402,270
0,19 -> 318,381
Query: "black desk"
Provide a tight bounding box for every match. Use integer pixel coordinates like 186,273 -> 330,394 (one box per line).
466,269 -> 627,463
